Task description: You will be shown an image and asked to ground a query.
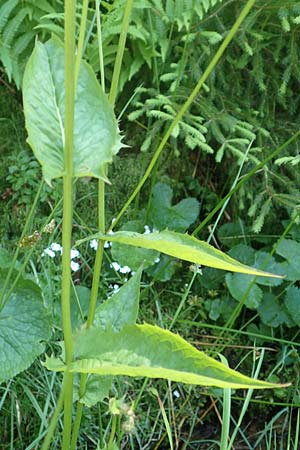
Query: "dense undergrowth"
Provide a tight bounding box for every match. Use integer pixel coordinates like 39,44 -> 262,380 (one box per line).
0,1 -> 300,449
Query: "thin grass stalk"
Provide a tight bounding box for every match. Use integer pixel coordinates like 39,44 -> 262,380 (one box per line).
96,0 -> 105,91
40,377 -> 66,450
108,0 -> 134,106
226,350 -> 265,450
0,180 -> 44,310
219,355 -> 231,450
109,0 -> 257,232
61,0 -> 76,447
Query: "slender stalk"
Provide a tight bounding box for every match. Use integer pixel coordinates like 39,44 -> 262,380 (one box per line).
96,0 -> 105,91
109,0 -> 257,231
71,2 -> 134,446
0,180 -> 44,310
107,415 -> 117,449
75,0 -> 89,88
108,0 -> 134,106
219,355 -> 231,450
61,0 -> 76,448
40,376 -> 67,450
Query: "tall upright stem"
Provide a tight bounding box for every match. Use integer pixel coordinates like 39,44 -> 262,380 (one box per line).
61,0 -> 76,448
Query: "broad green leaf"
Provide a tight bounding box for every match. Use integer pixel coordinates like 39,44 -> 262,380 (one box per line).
0,271 -> 51,382
225,273 -> 263,310
146,254 -> 178,281
45,324 -> 288,389
276,239 -> 300,281
284,286 -> 300,327
111,221 -> 159,270
254,252 -> 284,287
23,37 -> 122,185
92,230 -> 282,277
258,293 -> 293,328
148,183 -> 200,232
94,266 -> 142,330
75,374 -> 112,407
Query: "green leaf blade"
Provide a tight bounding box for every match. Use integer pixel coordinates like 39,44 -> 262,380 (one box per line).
23,38 -> 122,185
94,265 -> 142,331
45,324 -> 288,389
0,271 -> 52,382
95,230 -> 283,277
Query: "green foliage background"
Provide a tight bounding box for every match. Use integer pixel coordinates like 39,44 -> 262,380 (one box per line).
0,1 -> 300,448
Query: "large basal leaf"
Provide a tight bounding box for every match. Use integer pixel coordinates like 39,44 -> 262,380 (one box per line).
0,270 -> 52,382
148,183 -> 200,232
22,37 -> 122,185
284,286 -> 300,327
276,239 -> 300,281
90,230 -> 282,277
94,265 -> 142,331
225,273 -> 263,310
45,324 -> 287,389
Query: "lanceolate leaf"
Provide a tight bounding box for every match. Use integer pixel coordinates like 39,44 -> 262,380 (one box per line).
0,270 -> 51,382
90,230 -> 282,277
45,324 -> 287,389
23,37 -> 122,185
94,265 -> 143,331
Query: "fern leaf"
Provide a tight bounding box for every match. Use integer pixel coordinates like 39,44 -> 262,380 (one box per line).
3,7 -> 30,47
0,0 -> 18,33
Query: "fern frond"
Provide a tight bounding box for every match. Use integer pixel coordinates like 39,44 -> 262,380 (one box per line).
0,0 -> 18,33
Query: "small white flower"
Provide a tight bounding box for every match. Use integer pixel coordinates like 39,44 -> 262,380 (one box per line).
119,265 -> 131,274
104,241 -> 111,248
71,261 -> 80,272
154,257 -> 160,264
173,390 -> 180,399
70,249 -> 80,259
90,239 -> 98,251
42,248 -> 55,258
113,284 -> 120,291
111,262 -> 121,272
50,242 -> 62,253
144,225 -> 151,235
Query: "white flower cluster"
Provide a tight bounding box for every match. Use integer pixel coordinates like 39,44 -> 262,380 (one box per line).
42,243 -> 81,272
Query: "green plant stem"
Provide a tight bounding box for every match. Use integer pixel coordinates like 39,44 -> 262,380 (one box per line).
219,355 -> 231,450
192,130 -> 300,236
71,2 -> 133,446
61,0 -> 76,448
40,376 -> 66,450
75,0 -> 89,87
0,180 -> 44,310
108,415 -> 117,449
226,350 -> 264,450
95,0 -> 105,91
108,0 -> 134,106
109,0 -> 257,232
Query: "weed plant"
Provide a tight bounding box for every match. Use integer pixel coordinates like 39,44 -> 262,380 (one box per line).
0,1 -> 300,450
